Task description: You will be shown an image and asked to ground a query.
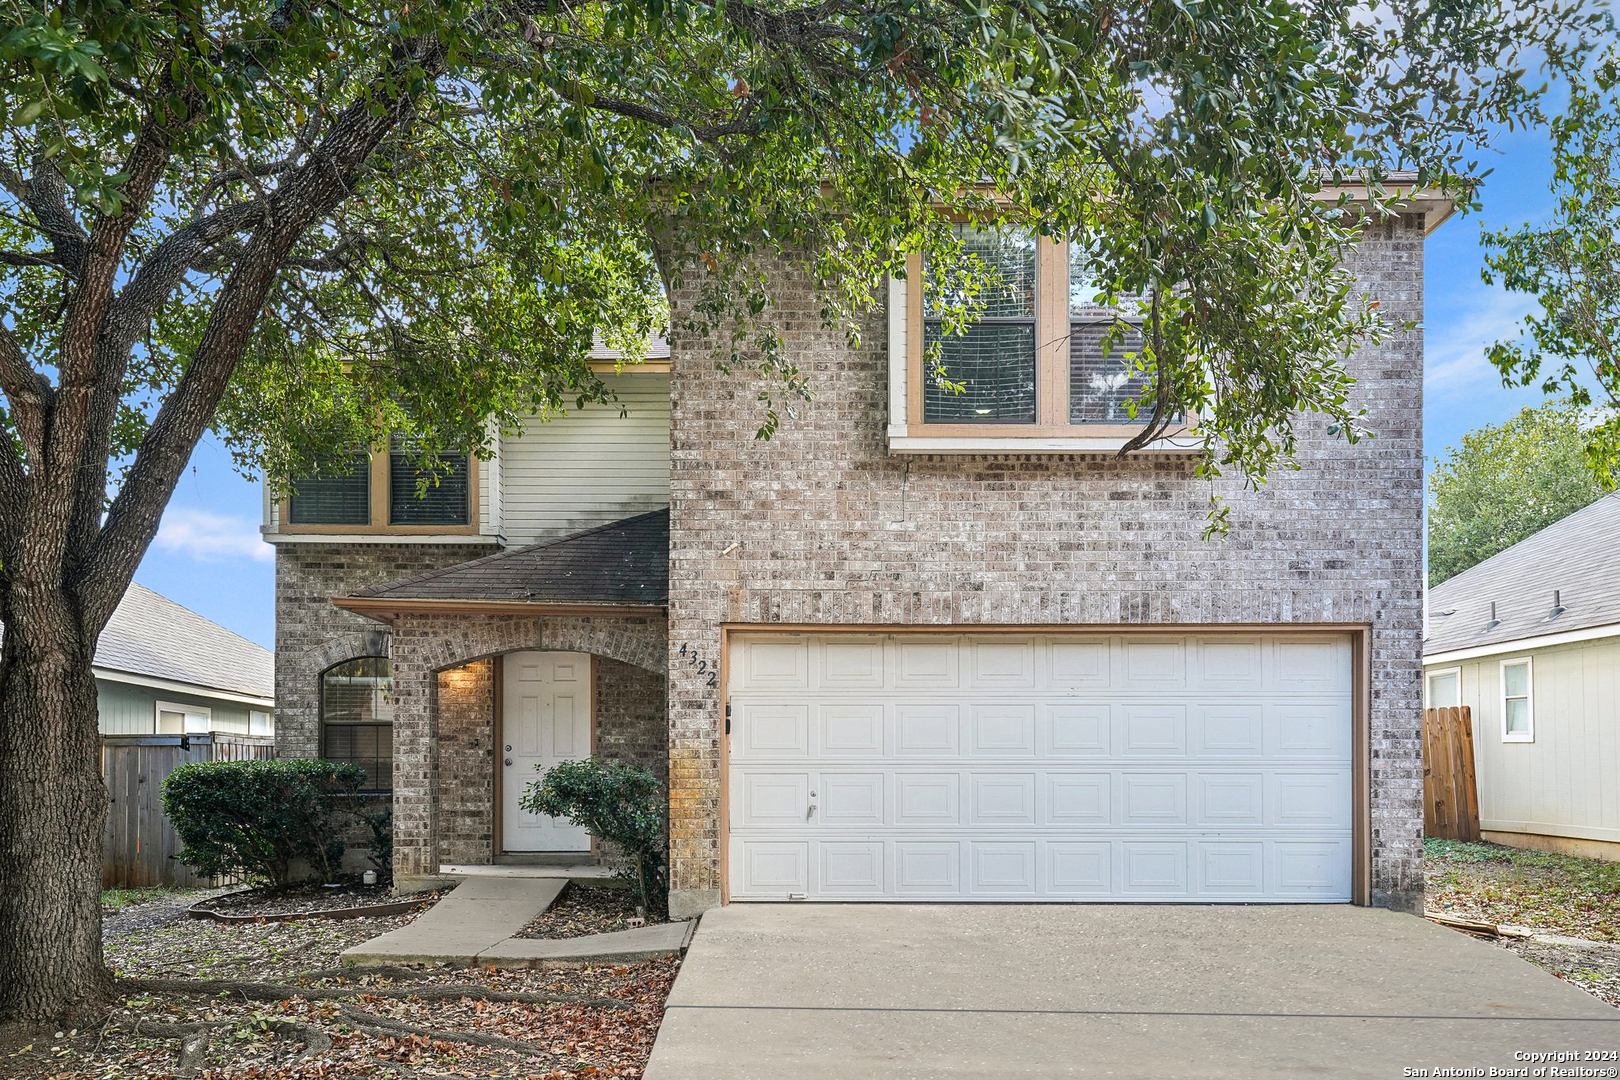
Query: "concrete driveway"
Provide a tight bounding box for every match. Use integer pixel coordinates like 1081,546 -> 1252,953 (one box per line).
645,905 -> 1620,1079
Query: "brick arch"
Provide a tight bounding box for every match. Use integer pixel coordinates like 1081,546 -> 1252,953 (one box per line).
307,627 -> 393,675
395,613 -> 668,677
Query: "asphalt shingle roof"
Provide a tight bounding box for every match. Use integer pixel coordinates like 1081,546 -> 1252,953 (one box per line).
1425,491 -> 1620,656
94,583 -> 275,700
353,508 -> 668,607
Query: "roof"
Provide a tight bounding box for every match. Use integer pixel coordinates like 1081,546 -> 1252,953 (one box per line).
94,583 -> 275,702
1425,492 -> 1620,658
342,508 -> 668,614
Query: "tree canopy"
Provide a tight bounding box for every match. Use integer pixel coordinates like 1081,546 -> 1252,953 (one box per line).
1484,48 -> 1620,489
1428,400 -> 1613,586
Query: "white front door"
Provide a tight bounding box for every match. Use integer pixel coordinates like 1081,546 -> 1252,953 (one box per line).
502,651 -> 593,852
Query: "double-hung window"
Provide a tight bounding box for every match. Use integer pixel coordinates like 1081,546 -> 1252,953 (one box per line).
892,224 -> 1192,452
1501,658 -> 1533,743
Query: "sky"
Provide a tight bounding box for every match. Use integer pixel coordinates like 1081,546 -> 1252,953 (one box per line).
133,103 -> 1575,653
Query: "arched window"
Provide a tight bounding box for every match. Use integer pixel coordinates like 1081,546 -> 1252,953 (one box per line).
321,657 -> 394,791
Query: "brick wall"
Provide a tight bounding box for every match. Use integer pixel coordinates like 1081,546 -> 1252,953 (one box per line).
438,659 -> 495,865
273,542 -> 496,759
596,656 -> 670,789
664,215 -> 1427,916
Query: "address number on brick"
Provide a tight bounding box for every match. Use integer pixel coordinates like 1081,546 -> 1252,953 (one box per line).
679,642 -> 719,688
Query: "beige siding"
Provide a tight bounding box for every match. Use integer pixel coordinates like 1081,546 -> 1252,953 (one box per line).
498,373 -> 670,544
1430,637 -> 1620,844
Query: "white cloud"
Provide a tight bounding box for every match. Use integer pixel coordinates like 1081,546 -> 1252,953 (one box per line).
154,507 -> 273,563
1423,287 -> 1543,396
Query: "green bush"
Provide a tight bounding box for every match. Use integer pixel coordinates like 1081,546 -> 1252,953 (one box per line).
520,759 -> 666,914
162,759 -> 366,887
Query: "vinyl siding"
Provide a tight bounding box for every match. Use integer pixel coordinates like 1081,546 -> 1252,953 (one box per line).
96,679 -> 260,736
1432,637 -> 1620,843
498,373 -> 670,544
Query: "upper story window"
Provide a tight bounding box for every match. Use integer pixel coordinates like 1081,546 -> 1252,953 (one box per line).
890,224 -> 1193,452
284,444 -> 478,534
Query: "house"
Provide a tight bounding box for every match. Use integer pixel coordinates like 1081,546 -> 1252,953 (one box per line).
268,188 -> 1449,917
1422,491 -> 1620,861
95,582 -> 275,736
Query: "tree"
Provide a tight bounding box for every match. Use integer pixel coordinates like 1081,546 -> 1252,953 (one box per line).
1428,401 -> 1612,586
0,0 -> 1598,1024
1484,50 -> 1620,485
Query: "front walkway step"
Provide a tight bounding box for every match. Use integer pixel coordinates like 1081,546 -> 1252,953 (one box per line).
480,920 -> 697,967
440,862 -> 615,880
342,876 -> 565,966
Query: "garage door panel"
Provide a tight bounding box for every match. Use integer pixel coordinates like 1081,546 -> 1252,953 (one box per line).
1045,703 -> 1111,755
892,703 -> 961,755
1119,704 -> 1188,756
970,704 -> 1037,754
817,703 -> 885,756
895,773 -> 962,824
728,632 -> 1353,903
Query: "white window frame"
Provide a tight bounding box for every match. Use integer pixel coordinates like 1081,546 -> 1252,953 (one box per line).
156,700 -> 211,734
1425,666 -> 1462,710
1499,657 -> 1534,743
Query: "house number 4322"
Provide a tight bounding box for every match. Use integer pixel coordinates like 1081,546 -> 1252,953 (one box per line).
679,642 -> 718,688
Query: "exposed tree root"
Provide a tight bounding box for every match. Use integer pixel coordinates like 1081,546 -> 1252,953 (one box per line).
121,975 -> 633,1008
175,1029 -> 210,1077
333,1003 -> 553,1059
110,1016 -> 331,1071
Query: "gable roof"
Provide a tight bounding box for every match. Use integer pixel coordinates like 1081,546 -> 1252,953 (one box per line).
1425,491 -> 1620,659
338,508 -> 668,618
94,583 -> 275,702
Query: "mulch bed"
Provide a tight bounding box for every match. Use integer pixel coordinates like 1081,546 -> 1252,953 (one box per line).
3,887 -> 681,1078
192,881 -> 449,922
514,883 -> 664,940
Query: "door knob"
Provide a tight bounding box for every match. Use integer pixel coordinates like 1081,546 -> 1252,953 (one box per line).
504,757 -> 513,766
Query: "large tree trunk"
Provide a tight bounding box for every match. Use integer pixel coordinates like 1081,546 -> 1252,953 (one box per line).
0,592 -> 112,1024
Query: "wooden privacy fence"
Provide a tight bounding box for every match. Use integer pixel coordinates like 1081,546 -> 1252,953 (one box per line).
1423,706 -> 1480,841
102,733 -> 277,888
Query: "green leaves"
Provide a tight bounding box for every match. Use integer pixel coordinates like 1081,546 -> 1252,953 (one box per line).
521,759 -> 666,913
1428,401 -> 1614,586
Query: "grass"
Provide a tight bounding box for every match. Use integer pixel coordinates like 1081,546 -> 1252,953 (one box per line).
99,886 -> 177,909
1425,838 -> 1620,940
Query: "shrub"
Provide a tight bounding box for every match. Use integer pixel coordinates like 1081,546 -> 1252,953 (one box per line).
521,759 -> 666,914
162,759 -> 366,887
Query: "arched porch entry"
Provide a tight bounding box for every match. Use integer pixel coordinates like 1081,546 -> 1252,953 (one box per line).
384,611 -> 668,890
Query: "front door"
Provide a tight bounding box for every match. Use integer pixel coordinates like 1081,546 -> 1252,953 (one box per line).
502,650 -> 592,852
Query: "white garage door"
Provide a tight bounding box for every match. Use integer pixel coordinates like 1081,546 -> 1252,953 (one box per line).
727,632 -> 1353,902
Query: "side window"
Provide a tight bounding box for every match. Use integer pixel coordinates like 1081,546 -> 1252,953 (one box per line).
156,701 -> 210,734
321,657 -> 394,790
1426,669 -> 1460,710
288,453 -> 370,525
1501,658 -> 1533,743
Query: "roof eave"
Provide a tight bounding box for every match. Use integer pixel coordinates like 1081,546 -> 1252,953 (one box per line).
332,596 -> 668,624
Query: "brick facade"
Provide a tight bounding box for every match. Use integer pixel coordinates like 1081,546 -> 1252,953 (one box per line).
275,544 -> 668,887
664,216 -> 1427,916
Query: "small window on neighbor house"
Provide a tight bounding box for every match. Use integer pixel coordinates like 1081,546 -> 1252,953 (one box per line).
288,453 -> 371,525
922,225 -> 1039,424
157,702 -> 210,734
250,710 -> 274,737
1427,669 -> 1461,710
1502,658 -> 1533,742
389,436 -> 470,526
322,657 -> 394,791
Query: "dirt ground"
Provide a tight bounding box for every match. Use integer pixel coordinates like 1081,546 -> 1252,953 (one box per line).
1,887 -> 679,1079
1426,838 -> 1620,1009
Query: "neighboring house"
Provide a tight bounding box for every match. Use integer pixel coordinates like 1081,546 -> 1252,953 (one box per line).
95,583 -> 276,736
269,188 -> 1450,917
1423,492 -> 1620,861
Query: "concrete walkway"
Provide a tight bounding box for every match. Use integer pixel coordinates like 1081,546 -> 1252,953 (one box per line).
341,875 -> 693,968
645,904 -> 1620,1079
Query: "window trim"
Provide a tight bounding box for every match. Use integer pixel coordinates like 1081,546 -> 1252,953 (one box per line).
1425,665 -> 1462,710
893,244 -> 1200,451
280,447 -> 481,536
156,700 -> 211,734
1500,656 -> 1534,743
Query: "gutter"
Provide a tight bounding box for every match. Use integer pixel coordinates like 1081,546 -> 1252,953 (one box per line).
1422,620 -> 1620,665
332,595 -> 667,624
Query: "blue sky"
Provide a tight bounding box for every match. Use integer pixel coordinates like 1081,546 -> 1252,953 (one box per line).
133,114 -> 1573,652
